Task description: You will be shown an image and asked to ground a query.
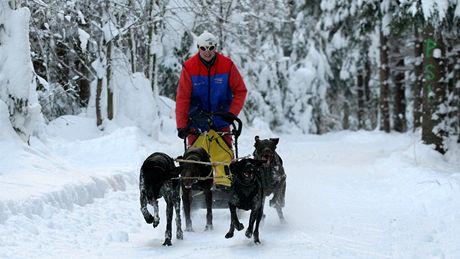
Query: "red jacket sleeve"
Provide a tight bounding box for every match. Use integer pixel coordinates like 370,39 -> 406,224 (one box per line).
228,63 -> 247,116
175,67 -> 192,129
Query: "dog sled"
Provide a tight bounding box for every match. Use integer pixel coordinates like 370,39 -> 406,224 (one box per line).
181,111 -> 242,209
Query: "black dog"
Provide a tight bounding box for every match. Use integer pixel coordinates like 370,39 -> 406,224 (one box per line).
178,147 -> 213,231
253,136 -> 287,222
139,152 -> 183,246
225,158 -> 265,244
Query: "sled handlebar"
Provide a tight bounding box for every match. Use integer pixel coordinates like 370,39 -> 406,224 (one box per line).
185,112 -> 243,139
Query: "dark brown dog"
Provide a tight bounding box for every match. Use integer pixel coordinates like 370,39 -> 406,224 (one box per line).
139,152 -> 183,246
253,136 -> 287,223
178,147 -> 213,231
225,158 -> 265,244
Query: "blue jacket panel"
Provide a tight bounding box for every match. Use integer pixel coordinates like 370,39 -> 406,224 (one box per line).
190,73 -> 232,130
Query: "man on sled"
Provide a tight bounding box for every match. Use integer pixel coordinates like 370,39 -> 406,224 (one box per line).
175,30 -> 247,207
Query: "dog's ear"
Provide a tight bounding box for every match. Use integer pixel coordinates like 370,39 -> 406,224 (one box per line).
270,138 -> 279,148
229,160 -> 240,176
254,136 -> 260,147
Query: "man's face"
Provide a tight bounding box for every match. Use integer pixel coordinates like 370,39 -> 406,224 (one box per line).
198,44 -> 216,62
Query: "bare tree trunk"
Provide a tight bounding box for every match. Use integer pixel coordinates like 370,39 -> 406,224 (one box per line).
456,46 -> 460,143
413,27 -> 423,130
379,30 -> 390,132
106,40 -> 113,120
357,70 -> 365,129
343,102 -> 350,130
393,57 -> 407,132
148,0 -> 160,99
364,59 -> 375,130
129,29 -> 137,73
147,0 -> 157,90
145,0 -> 161,139
96,77 -> 103,126
128,0 -> 137,73
421,25 -> 447,153
446,40 -> 456,138
450,40 -> 460,143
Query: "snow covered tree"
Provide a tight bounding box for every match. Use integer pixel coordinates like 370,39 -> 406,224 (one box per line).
413,26 -> 424,130
415,0 -> 459,153
6,0 -> 456,142
0,1 -> 44,142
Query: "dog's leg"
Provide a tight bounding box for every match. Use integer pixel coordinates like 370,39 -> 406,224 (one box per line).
163,201 -> 173,246
229,203 -> 244,231
225,203 -> 239,238
151,199 -> 160,228
174,188 -> 183,240
245,210 -> 256,238
276,207 -> 285,223
275,181 -> 287,223
181,188 -> 194,232
279,179 -> 286,207
225,222 -> 235,239
204,188 -> 213,231
253,208 -> 263,244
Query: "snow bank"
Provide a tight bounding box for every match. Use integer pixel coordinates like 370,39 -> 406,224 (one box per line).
0,114 -> 169,224
0,171 -> 133,224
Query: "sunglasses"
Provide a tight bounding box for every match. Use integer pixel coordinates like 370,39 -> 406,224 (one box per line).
199,45 -> 216,51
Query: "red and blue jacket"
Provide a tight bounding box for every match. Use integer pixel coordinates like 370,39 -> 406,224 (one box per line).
175,52 -> 247,131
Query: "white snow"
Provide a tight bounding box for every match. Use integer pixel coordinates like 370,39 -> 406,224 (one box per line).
1,112 -> 460,258
78,28 -> 90,52
421,0 -> 449,21
433,48 -> 442,58
1,2 -> 460,258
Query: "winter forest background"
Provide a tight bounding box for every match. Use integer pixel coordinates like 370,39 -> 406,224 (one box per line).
1,0 -> 459,153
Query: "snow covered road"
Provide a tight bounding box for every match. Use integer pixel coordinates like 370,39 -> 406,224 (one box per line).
1,120 -> 460,258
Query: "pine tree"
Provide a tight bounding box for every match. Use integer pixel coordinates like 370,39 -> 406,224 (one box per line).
421,25 -> 447,153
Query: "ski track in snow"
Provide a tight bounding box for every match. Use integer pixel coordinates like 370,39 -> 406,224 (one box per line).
1,131 -> 460,258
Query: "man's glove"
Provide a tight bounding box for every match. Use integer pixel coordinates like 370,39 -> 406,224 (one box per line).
177,128 -> 188,139
221,112 -> 236,123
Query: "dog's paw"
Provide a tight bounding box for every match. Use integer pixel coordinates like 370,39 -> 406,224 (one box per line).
185,225 -> 194,232
176,230 -> 183,240
234,222 -> 244,231
152,219 -> 160,228
144,214 -> 154,224
205,224 -> 213,231
254,238 -> 261,244
225,232 -> 234,239
162,239 -> 172,246
245,230 -> 253,238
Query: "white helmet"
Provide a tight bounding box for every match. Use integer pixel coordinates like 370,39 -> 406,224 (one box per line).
196,31 -> 218,47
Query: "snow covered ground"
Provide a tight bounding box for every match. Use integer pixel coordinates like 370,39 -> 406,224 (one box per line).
1,115 -> 460,259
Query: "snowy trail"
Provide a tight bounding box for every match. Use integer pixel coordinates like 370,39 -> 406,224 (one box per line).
1,131 -> 460,258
